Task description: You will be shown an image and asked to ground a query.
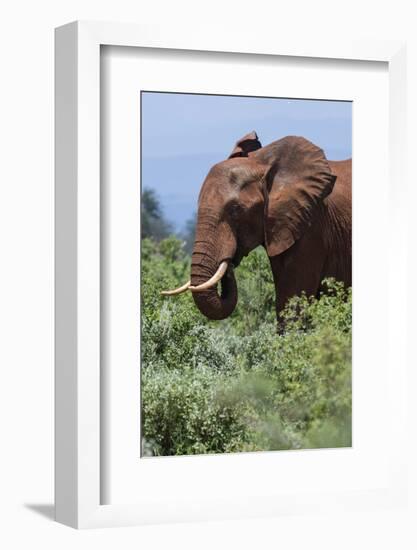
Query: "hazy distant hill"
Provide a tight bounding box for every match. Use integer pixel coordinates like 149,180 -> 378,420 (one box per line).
142,144 -> 350,231
141,152 -> 221,231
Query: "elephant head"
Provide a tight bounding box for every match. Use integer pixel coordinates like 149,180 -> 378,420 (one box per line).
161,132 -> 337,321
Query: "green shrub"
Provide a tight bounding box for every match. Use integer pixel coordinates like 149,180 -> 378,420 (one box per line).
141,237 -> 352,456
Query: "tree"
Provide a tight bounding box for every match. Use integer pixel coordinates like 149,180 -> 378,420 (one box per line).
182,212 -> 196,254
141,188 -> 173,241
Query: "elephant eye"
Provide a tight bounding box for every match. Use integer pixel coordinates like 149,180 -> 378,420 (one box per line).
228,203 -> 241,219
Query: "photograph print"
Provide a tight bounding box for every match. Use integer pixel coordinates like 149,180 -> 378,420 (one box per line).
141,91 -> 352,457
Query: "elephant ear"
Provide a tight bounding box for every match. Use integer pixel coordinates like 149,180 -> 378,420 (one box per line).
229,131 -> 262,158
261,136 -> 337,257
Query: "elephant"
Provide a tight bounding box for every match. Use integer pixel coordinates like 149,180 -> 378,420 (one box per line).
161,132 -> 351,327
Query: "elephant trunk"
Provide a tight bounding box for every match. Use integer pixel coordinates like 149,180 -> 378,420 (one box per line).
190,212 -> 238,320
191,262 -> 237,321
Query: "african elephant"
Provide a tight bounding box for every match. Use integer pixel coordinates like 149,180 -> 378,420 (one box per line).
162,132 -> 351,326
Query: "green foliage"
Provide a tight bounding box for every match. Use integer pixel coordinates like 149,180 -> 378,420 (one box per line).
225,247 -> 276,335
180,212 -> 197,255
141,237 -> 352,456
142,188 -> 173,241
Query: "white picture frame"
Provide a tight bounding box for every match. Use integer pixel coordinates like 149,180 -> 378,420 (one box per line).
55,21 -> 407,529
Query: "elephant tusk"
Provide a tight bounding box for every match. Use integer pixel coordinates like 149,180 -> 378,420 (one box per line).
189,261 -> 228,292
160,280 -> 191,296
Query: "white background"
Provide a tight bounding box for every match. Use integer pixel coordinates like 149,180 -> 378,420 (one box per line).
1,1 -> 417,548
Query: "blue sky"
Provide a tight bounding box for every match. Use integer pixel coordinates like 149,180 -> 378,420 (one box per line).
141,92 -> 352,232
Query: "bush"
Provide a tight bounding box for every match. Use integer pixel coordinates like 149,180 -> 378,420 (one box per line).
141,237 -> 352,456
